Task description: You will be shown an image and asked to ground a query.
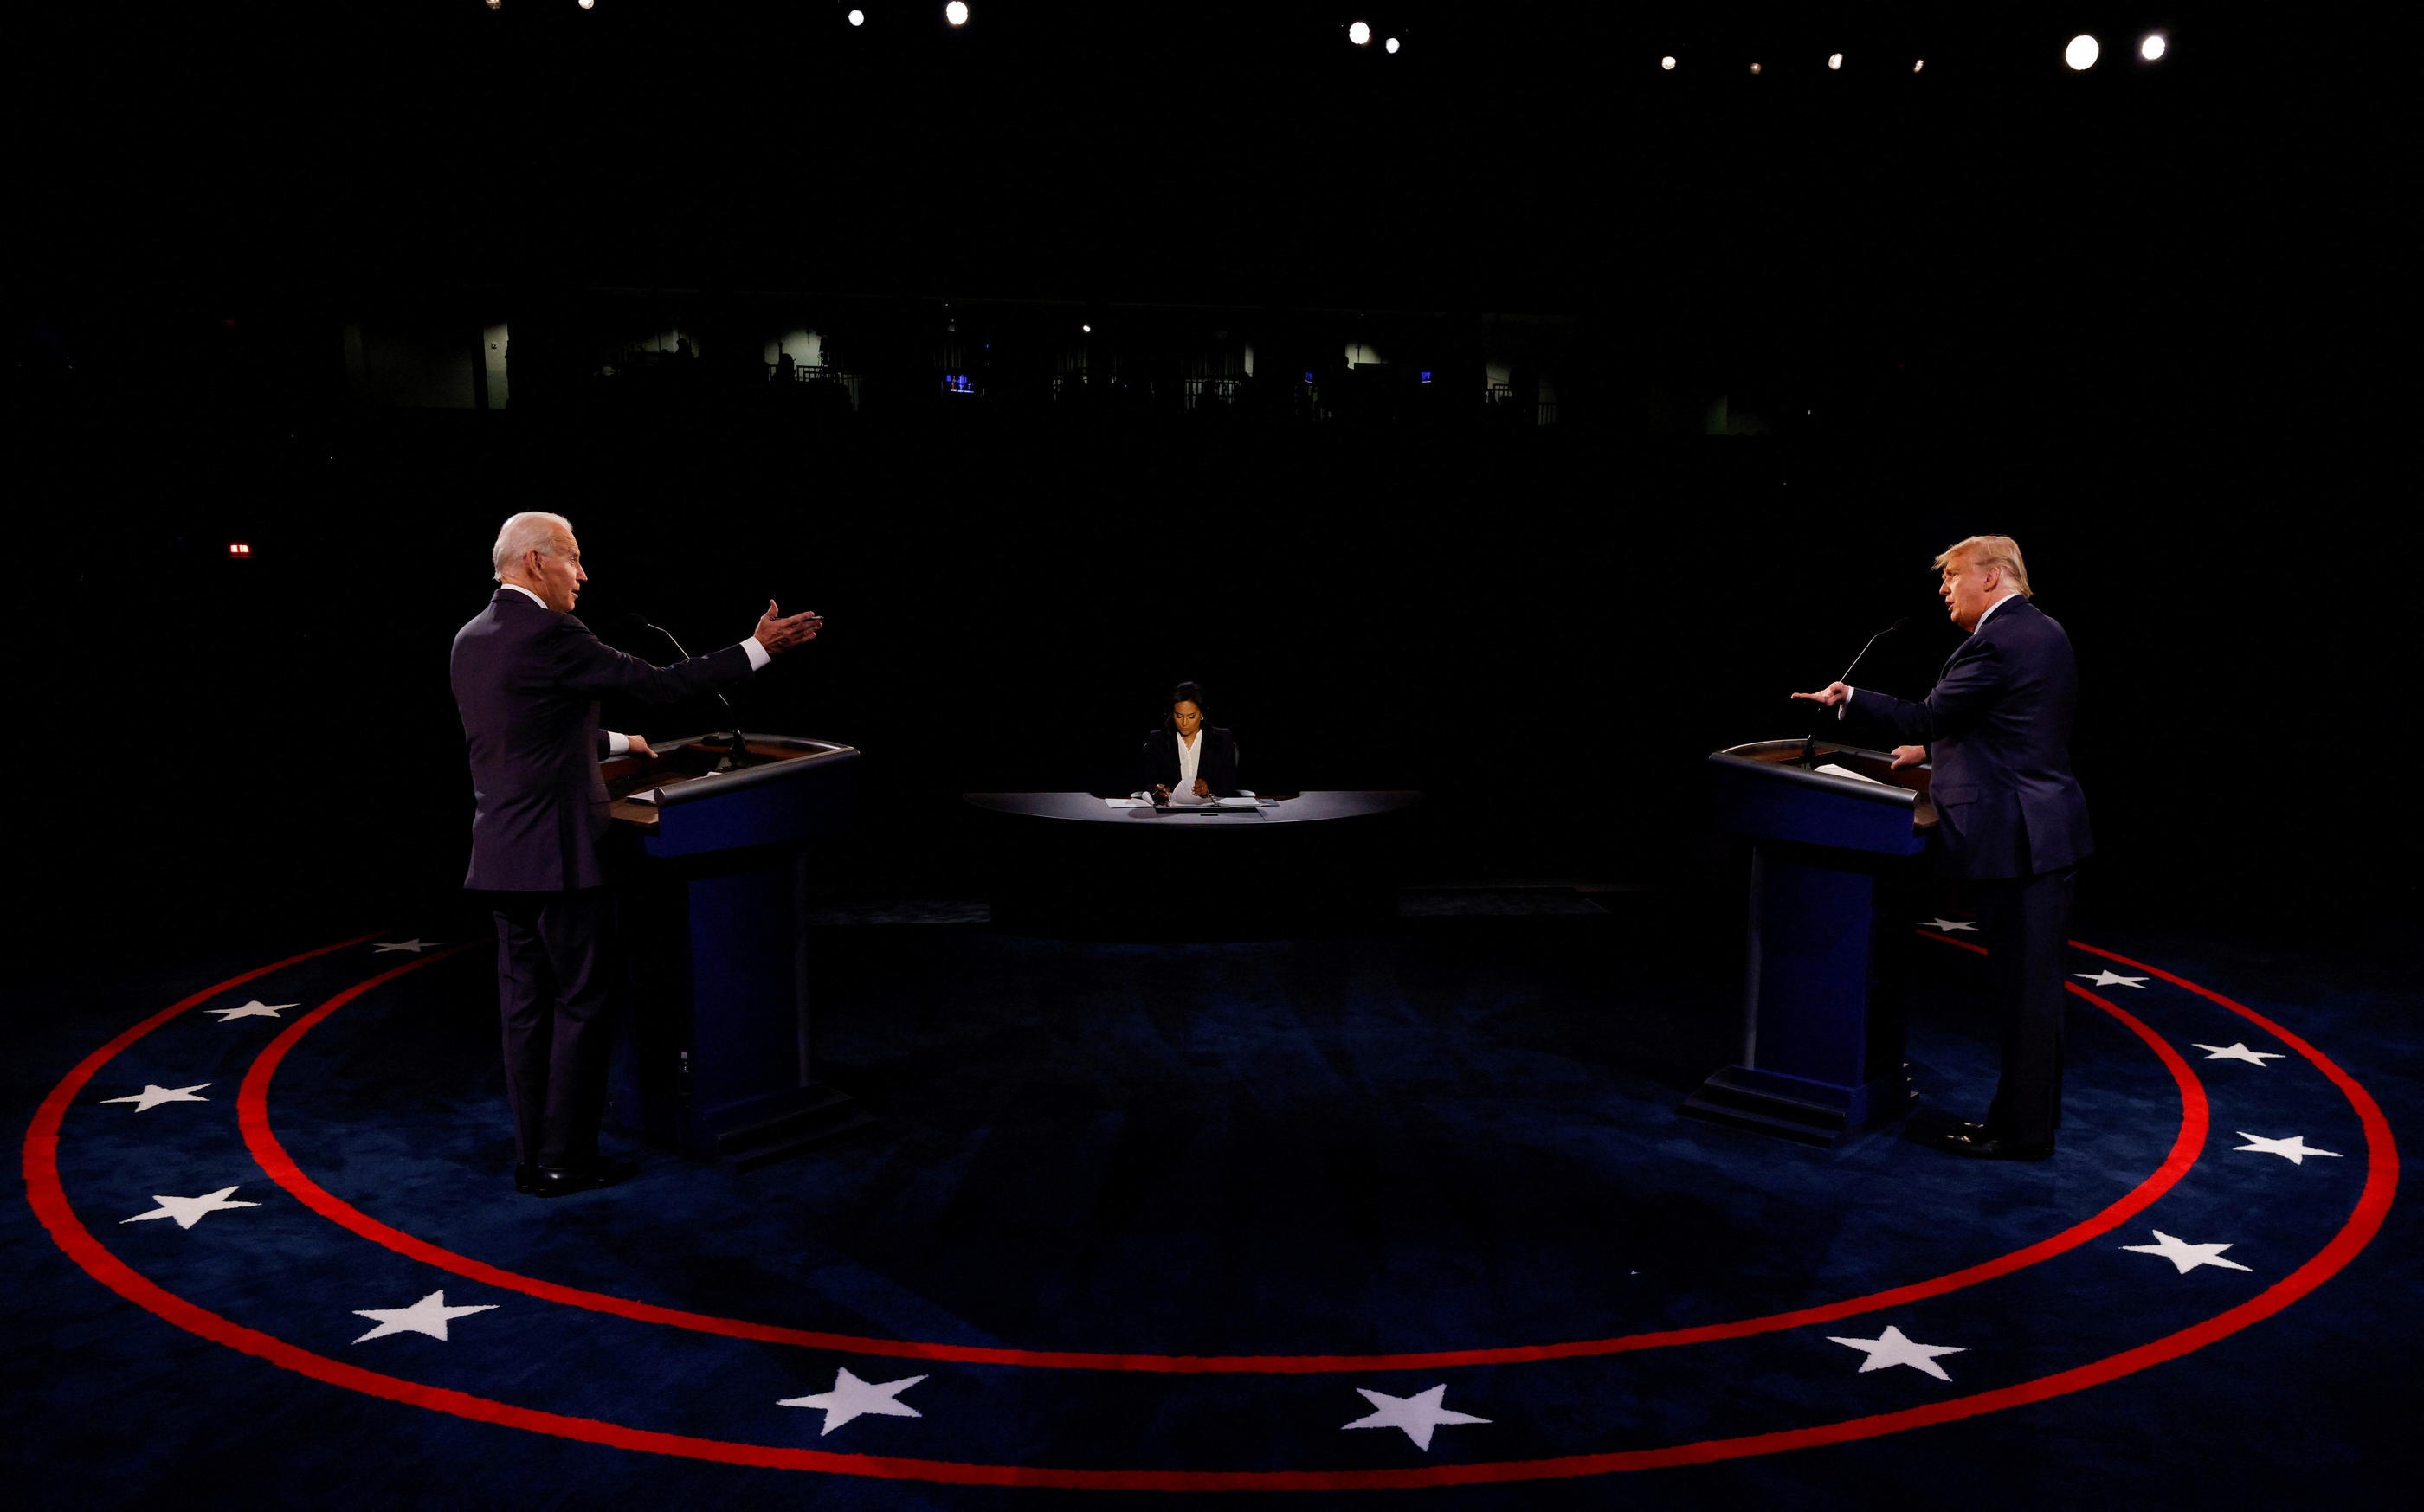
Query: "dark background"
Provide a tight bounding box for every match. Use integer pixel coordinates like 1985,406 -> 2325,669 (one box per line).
16,5 -> 2404,959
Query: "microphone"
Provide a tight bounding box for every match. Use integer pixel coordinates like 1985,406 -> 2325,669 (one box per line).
635,617 -> 750,773
1839,617 -> 1913,684
1802,618 -> 1913,769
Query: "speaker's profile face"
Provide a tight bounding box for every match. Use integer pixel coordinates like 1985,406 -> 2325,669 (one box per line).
1172,701 -> 1203,737
1939,557 -> 1995,630
536,532 -> 589,614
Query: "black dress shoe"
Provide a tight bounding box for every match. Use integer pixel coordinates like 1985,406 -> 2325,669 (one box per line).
528,1158 -> 637,1199
513,1164 -> 537,1194
1934,1128 -> 2054,1161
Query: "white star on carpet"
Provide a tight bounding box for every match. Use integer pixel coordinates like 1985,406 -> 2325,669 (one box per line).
351,1290 -> 498,1343
2233,1132 -> 2343,1166
777,1368 -> 928,1435
2073,969 -> 2149,988
1827,1324 -> 1966,1381
2122,1229 -> 2253,1275
100,1083 -> 211,1111
1919,918 -> 1978,933
373,939 -> 442,954
121,1187 -> 261,1230
2193,1042 -> 2285,1066
209,1000 -> 296,1021
1339,1385 -> 1492,1451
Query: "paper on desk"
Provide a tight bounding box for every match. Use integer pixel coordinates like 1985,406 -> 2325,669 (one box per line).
1105,797 -> 1152,809
1814,763 -> 1886,786
624,788 -> 662,805
1213,797 -> 1260,809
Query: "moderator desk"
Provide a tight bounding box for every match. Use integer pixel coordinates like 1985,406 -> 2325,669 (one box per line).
963,790 -> 1422,936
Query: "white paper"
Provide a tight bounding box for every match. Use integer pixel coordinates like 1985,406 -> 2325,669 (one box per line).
624,788 -> 662,805
1105,797 -> 1152,809
1813,762 -> 1885,786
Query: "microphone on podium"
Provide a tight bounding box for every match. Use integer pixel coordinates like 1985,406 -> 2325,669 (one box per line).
632,615 -> 751,772
1802,617 -> 1913,768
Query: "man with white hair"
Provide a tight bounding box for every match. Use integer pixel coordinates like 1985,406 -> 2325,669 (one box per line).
451,511 -> 824,1197
1795,534 -> 2093,1161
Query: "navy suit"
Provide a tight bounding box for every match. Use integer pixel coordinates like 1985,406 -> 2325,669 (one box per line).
450,588 -> 757,1170
1849,596 -> 2092,1146
1139,725 -> 1241,797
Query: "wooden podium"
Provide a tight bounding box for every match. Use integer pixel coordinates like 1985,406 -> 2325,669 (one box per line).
1685,739 -> 1936,1146
600,732 -> 867,1168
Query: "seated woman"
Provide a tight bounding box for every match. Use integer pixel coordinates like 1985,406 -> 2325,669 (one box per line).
1139,680 -> 1241,801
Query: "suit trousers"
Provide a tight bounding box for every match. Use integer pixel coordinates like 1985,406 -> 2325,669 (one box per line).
491,888 -> 620,1170
1970,863 -> 2079,1146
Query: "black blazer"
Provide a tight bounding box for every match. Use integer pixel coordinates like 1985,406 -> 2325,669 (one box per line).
450,589 -> 756,891
1848,597 -> 2094,881
1139,725 -> 1241,797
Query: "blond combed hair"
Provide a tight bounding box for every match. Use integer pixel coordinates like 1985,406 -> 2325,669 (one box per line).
1933,535 -> 2032,599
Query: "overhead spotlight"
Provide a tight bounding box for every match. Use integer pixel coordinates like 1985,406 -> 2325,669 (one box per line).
945,1 -> 968,25
486,0 -> 500,9
1828,53 -> 1842,71
2141,33 -> 2167,61
1348,21 -> 1370,46
578,0 -> 594,8
848,8 -> 863,23
2066,35 -> 2100,71
1082,324 -> 1092,333
1749,61 -> 1762,75
1660,55 -> 1676,71
1913,59 -> 1924,73
1385,37 -> 1399,55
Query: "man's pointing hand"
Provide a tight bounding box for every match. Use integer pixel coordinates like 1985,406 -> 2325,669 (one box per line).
754,600 -> 824,655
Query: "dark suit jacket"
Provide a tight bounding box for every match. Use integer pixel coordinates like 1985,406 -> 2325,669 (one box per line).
1139,725 -> 1241,797
1847,597 -> 2093,881
451,589 -> 756,891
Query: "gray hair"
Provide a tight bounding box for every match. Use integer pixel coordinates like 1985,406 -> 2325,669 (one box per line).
492,512 -> 575,581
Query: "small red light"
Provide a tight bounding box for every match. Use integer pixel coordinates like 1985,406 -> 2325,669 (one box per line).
228,543 -> 252,557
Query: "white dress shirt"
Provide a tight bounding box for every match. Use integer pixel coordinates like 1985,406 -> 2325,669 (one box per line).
497,582 -> 769,754
1174,730 -> 1202,794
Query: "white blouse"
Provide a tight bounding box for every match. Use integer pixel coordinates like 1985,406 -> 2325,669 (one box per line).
1174,730 -> 1202,794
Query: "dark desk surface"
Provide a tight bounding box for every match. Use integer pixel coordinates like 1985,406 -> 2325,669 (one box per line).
963,791 -> 1422,827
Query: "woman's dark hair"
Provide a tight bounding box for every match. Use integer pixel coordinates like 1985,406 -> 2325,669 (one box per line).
1164,679 -> 1207,731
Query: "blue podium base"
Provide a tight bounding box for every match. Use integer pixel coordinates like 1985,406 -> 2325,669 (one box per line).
1679,1063 -> 1918,1148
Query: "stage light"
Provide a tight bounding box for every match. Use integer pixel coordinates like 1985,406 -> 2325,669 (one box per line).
486,0 -> 500,8
228,543 -> 253,558
1828,53 -> 1842,71
578,0 -> 593,9
1349,21 -> 1370,46
2141,33 -> 2167,61
1660,55 -> 1676,71
1385,37 -> 1399,55
1082,324 -> 1092,333
2066,35 -> 2099,71
946,2 -> 968,25
1749,62 -> 1762,75
848,8 -> 863,22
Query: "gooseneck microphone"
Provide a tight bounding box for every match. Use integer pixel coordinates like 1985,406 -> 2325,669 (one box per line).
1840,616 -> 1914,685
636,617 -> 750,773
1802,617 -> 1914,769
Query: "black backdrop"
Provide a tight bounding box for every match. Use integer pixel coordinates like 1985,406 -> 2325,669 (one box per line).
17,5 -> 2405,960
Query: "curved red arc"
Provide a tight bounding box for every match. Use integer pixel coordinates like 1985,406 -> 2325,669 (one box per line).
27,933 -> 2395,1490
231,934 -> 2203,1373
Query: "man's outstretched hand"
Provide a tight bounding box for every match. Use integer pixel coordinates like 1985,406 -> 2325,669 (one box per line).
753,600 -> 824,655
1790,681 -> 1853,710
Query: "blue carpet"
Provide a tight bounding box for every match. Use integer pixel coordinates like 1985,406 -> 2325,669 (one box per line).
7,899 -> 2414,1509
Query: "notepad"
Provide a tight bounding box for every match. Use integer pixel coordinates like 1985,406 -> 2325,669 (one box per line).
1813,763 -> 1885,786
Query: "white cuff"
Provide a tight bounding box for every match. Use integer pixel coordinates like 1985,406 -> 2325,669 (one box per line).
605,731 -> 631,756
741,636 -> 771,672
1837,688 -> 1853,721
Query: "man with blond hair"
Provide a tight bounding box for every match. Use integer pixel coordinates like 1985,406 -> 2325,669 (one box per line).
1795,534 -> 2092,1161
451,511 -> 826,1197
